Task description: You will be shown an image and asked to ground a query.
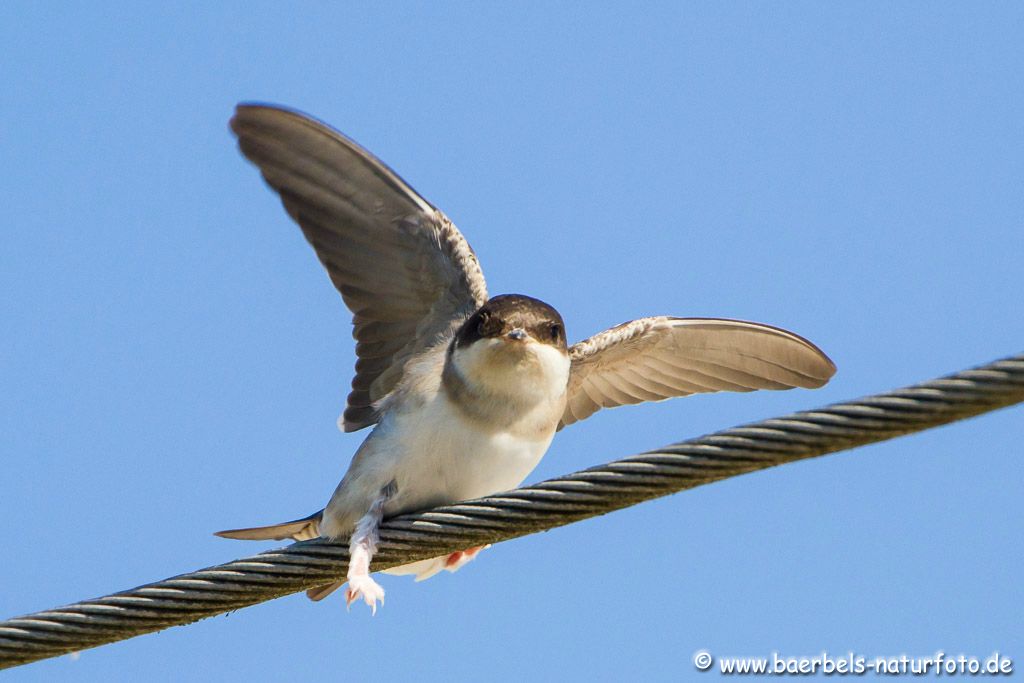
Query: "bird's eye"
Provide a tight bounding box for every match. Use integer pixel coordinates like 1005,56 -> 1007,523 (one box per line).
549,323 -> 562,340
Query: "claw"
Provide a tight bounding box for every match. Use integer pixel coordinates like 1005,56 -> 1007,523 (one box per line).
345,574 -> 385,615
342,483 -> 394,614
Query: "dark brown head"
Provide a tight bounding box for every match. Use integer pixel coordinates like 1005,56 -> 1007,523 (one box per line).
453,294 -> 567,352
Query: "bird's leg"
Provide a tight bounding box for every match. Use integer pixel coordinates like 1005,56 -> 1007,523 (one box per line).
345,481 -> 396,614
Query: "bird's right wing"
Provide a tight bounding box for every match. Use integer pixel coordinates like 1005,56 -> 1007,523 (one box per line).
231,105 -> 489,431
560,317 -> 836,428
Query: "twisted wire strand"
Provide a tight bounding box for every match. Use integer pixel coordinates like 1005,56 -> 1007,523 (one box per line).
2,354 -> 1022,669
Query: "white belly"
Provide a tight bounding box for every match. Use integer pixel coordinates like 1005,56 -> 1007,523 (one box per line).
319,338 -> 568,541
380,391 -> 555,516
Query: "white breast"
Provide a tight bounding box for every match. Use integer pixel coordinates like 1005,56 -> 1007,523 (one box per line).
387,392 -> 556,510
320,340 -> 569,538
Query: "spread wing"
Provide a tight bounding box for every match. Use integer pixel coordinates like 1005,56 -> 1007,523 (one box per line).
560,317 -> 836,428
231,104 -> 488,431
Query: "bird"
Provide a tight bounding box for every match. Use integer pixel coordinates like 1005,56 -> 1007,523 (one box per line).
215,104 -> 837,613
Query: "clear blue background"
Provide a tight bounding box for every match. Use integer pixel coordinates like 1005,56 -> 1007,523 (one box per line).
2,3 -> 1021,681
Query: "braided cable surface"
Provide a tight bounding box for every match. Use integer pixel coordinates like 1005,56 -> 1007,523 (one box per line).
1,354 -> 1021,669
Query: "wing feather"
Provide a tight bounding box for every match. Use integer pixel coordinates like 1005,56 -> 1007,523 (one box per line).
559,317 -> 835,428
231,104 -> 488,431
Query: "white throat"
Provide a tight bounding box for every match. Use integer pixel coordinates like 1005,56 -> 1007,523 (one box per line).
450,337 -> 569,402
441,337 -> 570,433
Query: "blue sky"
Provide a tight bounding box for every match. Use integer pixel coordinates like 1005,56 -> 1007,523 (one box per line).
2,3 -> 1021,680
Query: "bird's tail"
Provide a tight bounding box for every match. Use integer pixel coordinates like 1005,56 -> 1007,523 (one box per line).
214,510 -> 323,542
305,581 -> 345,601
215,510 -> 344,601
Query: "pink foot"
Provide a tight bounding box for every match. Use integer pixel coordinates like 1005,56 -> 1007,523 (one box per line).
444,544 -> 491,572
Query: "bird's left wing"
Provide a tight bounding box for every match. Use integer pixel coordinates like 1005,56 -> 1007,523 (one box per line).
559,317 -> 835,429
230,104 -> 489,431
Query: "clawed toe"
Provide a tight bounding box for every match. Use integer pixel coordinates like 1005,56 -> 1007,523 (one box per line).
345,575 -> 386,615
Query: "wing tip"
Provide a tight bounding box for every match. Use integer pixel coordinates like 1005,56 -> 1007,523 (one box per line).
667,316 -> 839,386
802,346 -> 838,387
230,102 -> 318,131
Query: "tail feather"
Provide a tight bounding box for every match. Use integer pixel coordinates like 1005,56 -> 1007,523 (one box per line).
306,581 -> 345,601
217,510 -> 341,602
214,510 -> 322,542
216,512 -> 488,603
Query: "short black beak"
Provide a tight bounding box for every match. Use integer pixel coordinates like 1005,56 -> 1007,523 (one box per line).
506,328 -> 528,342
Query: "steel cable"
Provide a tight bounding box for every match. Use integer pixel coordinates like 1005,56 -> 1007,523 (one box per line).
1,353 -> 1021,669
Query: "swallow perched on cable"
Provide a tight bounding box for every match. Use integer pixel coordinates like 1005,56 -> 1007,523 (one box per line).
216,104 -> 836,612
